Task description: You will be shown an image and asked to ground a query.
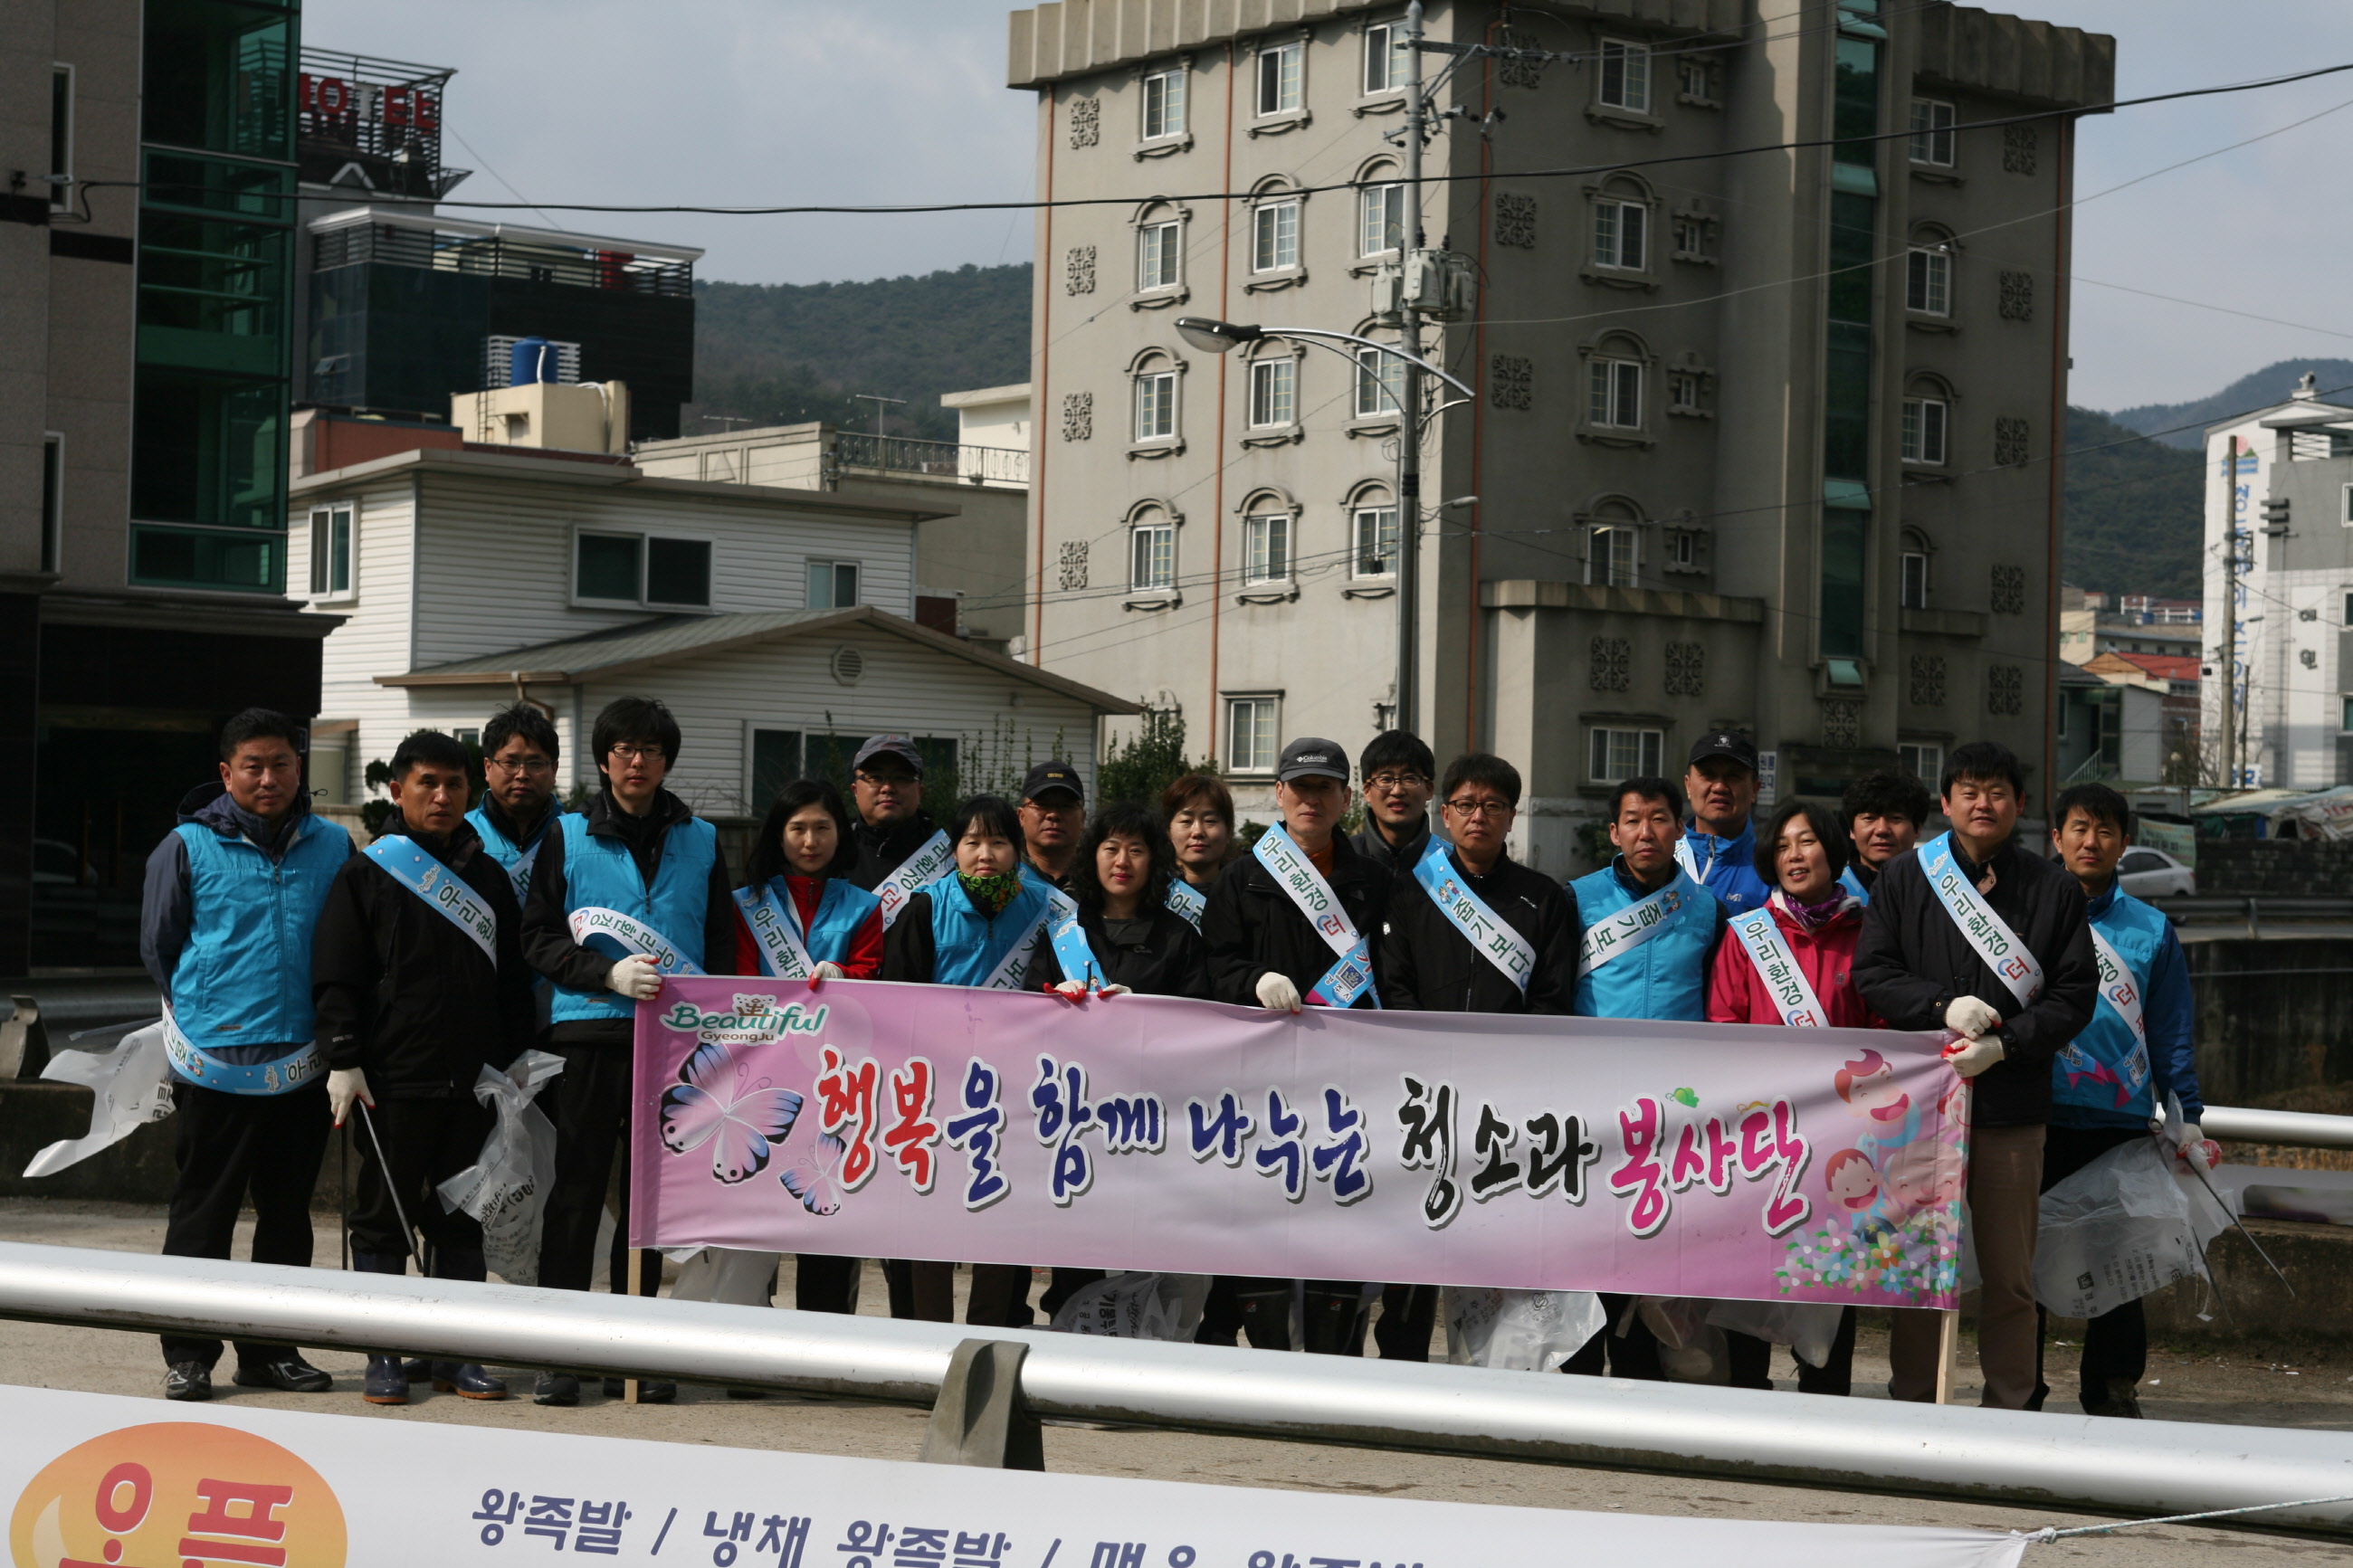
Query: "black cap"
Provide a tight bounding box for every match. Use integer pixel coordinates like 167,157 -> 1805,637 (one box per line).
1276,736 -> 1350,784
1687,729 -> 1758,772
852,735 -> 925,775
1021,760 -> 1084,803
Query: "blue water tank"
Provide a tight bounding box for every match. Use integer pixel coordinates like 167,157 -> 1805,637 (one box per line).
510,337 -> 558,385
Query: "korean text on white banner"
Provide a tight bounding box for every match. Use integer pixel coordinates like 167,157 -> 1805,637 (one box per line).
632,980 -> 1969,1307
0,1384 -> 2027,1568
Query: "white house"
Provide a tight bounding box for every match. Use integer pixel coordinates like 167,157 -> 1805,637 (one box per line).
287,441 -> 1135,819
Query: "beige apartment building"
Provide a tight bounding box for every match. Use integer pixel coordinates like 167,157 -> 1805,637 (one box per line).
1006,0 -> 2110,870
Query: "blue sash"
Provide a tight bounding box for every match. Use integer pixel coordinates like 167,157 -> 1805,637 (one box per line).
1250,824 -> 1379,1009
163,1009 -> 326,1096
365,834 -> 498,965
1410,840 -> 1533,993
1045,889 -> 1100,987
1918,832 -> 2042,1008
732,882 -> 818,979
1837,866 -> 1871,905
1165,878 -> 1206,930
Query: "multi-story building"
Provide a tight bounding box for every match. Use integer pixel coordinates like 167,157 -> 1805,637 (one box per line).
1005,0 -> 2110,868
5,0 -> 332,973
2059,587 -> 2201,664
2201,374 -> 2353,790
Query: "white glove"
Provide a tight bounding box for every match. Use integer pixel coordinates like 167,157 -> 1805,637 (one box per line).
328,1068 -> 373,1127
606,955 -> 662,1001
1053,980 -> 1091,1001
809,960 -> 845,986
1097,984 -> 1132,998
1255,972 -> 1303,1013
1943,995 -> 2004,1040
2176,1123 -> 2221,1172
1942,1034 -> 2005,1079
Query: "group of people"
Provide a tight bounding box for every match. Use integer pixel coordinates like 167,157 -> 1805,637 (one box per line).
140,698 -> 2211,1421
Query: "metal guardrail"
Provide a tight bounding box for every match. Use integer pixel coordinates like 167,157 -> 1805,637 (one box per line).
833,432 -> 1031,486
0,1242 -> 2348,1535
2167,896 -> 2353,926
2205,1105 -> 2353,1151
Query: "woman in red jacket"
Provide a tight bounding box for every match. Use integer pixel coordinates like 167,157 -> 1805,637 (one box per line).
1705,796 -> 1884,1394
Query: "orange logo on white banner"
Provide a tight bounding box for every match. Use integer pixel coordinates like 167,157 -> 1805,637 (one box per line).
10,1422 -> 347,1568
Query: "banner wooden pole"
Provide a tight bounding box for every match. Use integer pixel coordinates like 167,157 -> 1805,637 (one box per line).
624,1245 -> 643,1405
1933,1309 -> 1959,1405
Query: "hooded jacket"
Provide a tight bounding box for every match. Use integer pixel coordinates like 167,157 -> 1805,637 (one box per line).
1706,891 -> 1885,1031
1678,817 -> 1773,916
313,817 -> 534,1095
1201,831 -> 1388,1008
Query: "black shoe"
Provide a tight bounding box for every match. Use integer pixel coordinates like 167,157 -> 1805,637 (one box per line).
2083,1381 -> 2144,1419
233,1355 -> 334,1393
601,1376 -> 624,1398
163,1362 -> 213,1402
638,1379 -> 677,1404
533,1372 -> 580,1407
431,1361 -> 509,1400
362,1355 -> 408,1405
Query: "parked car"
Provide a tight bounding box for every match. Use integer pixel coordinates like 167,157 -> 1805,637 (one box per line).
2118,847 -> 2196,899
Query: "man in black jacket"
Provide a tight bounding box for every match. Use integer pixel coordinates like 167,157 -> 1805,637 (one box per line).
846,735 -> 952,922
1854,739 -> 2097,1410
1348,728 -> 1435,880
316,729 -> 533,1406
1201,736 -> 1386,1354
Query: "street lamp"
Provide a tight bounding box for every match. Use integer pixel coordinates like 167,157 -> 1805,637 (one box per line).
1175,315 -> 1470,739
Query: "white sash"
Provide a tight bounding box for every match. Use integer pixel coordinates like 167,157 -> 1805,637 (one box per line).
567,906 -> 706,975
1251,823 -> 1378,1008
872,830 -> 955,930
2071,924 -> 2153,1096
504,836 -> 543,905
161,1007 -> 326,1097
1165,877 -> 1205,929
1729,905 -> 1828,1028
731,883 -> 815,980
365,834 -> 497,965
1411,839 -> 1534,993
980,917 -> 1049,991
1577,873 -> 1695,976
1917,832 -> 2042,1008
1673,835 -> 1704,884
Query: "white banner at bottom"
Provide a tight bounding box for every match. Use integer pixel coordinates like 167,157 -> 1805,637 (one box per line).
0,1384 -> 2027,1568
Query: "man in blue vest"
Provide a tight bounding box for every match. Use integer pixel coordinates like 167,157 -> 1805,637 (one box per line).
1563,774 -> 1727,1379
521,698 -> 735,1407
1678,732 -> 1772,915
470,701 -> 565,916
139,708 -> 353,1402
315,729 -> 534,1405
2037,781 -> 2206,1419
1839,769 -> 1934,904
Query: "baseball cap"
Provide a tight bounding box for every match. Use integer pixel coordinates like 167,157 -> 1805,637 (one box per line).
1276,736 -> 1350,784
1021,760 -> 1084,803
1687,729 -> 1758,772
852,735 -> 925,775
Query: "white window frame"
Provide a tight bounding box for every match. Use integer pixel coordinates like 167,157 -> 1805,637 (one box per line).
1594,197 -> 1647,271
1133,366 -> 1178,442
1909,97 -> 1956,166
1358,181 -> 1405,258
1247,356 -> 1296,429
1900,550 -> 1930,610
1586,523 -> 1638,588
572,527 -> 717,611
1243,511 -> 1292,585
1677,55 -> 1713,103
1907,246 -> 1952,316
1354,344 -> 1404,418
49,63 -> 74,208
1588,726 -> 1664,783
1597,39 -> 1651,113
1129,510 -> 1176,593
1141,66 -> 1187,141
1253,196 -> 1300,273
1137,219 -> 1182,292
1352,501 -> 1399,578
1225,695 -> 1281,775
806,558 -> 862,610
1363,22 -> 1405,96
1588,356 -> 1643,429
1256,40 -> 1303,118
1901,395 -> 1948,464
40,432 -> 63,576
307,503 -> 355,600
1667,528 -> 1698,570
1899,742 -> 1943,782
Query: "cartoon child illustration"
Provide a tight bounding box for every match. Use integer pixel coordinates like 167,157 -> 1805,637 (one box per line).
1824,1147 -> 1881,1212
1835,1048 -> 1921,1162
1882,1131 -> 1965,1225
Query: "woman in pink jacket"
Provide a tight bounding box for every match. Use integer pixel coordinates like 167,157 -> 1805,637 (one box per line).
1706,796 -> 1886,1393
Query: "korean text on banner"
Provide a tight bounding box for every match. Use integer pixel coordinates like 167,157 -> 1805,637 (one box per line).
631,980 -> 1969,1308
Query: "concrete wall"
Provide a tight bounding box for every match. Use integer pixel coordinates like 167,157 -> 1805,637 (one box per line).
2196,839 -> 2353,898
2187,936 -> 2353,1106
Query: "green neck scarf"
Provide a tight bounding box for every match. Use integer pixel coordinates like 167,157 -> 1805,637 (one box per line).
957,869 -> 1023,917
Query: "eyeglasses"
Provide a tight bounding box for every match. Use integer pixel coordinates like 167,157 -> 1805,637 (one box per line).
486,756 -> 554,775
1443,798 -> 1513,819
855,770 -> 919,787
1366,771 -> 1431,792
606,745 -> 662,763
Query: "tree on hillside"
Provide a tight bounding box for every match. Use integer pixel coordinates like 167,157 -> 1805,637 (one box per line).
2062,406 -> 2203,601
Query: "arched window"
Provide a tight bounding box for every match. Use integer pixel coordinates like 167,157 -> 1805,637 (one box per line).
1243,338 -> 1302,435
1128,500 -> 1177,594
1347,482 -> 1398,578
1907,226 -> 1956,318
1133,201 -> 1186,296
1351,318 -> 1405,420
1589,174 -> 1654,274
1129,347 -> 1183,449
1584,331 -> 1650,432
1356,158 -> 1404,259
1900,526 -> 1936,609
1582,496 -> 1644,588
1239,489 -> 1298,586
1902,373 -> 1953,465
1249,176 -> 1305,276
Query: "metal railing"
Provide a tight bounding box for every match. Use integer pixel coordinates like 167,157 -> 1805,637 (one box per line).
0,1241 -> 2348,1535
833,432 -> 1030,486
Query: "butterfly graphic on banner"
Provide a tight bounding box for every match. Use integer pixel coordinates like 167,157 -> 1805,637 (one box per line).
780,1131 -> 846,1217
659,1040 -> 804,1183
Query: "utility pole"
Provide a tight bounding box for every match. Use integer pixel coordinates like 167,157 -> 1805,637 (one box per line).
1395,0 -> 1426,738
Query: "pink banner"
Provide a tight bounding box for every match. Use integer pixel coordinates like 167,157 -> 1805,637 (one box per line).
630,979 -> 1967,1307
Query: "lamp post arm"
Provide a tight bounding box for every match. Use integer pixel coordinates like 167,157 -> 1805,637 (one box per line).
1255,327 -> 1475,401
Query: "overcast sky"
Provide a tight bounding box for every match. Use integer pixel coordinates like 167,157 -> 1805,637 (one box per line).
302,0 -> 2353,413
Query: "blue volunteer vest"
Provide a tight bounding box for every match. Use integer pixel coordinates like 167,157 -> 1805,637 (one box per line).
2053,888 -> 2169,1123
466,803 -> 556,898
167,814 -> 350,1060
746,875 -> 882,973
928,874 -> 1053,988
1569,864 -> 1718,1022
549,812 -> 719,1024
